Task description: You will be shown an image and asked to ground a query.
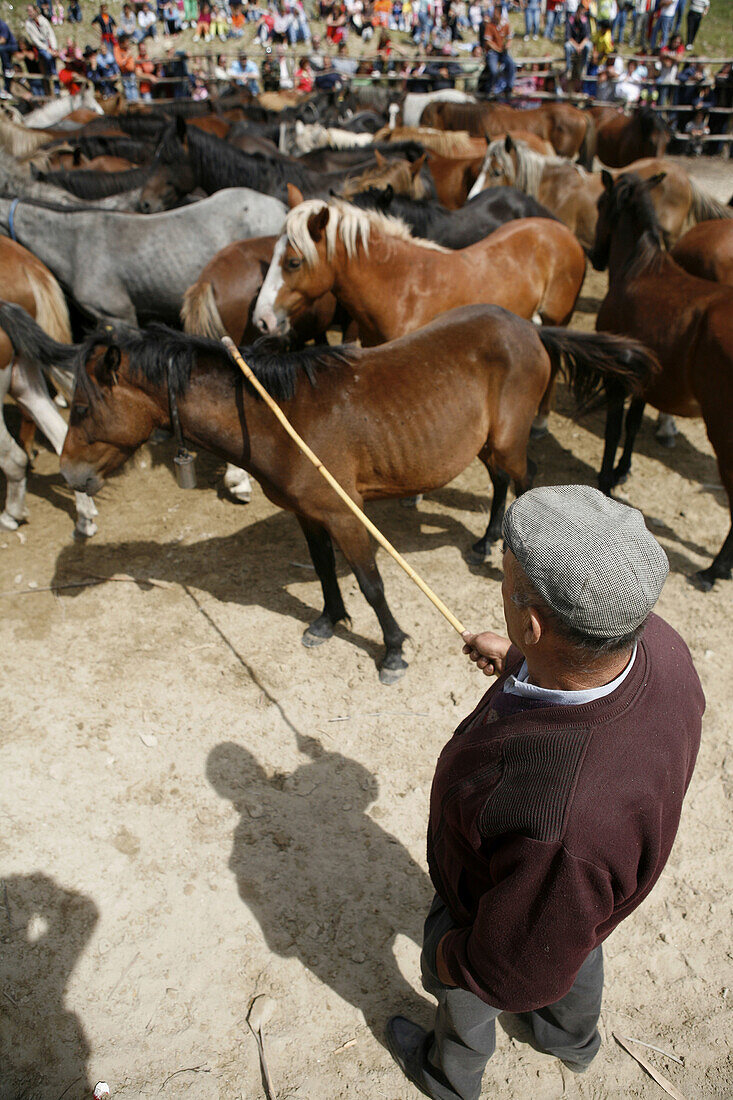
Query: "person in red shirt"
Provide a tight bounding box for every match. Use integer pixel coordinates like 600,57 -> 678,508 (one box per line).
294,55 -> 313,92
387,485 -> 703,1100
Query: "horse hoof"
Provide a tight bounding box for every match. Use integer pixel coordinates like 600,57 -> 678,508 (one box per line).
379,662 -> 407,685
228,489 -> 251,504
400,495 -> 423,508
149,428 -> 172,444
467,537 -> 493,565
0,510 -> 21,531
74,519 -> 98,540
302,617 -> 334,647
529,423 -> 549,441
656,434 -> 677,449
688,570 -> 715,592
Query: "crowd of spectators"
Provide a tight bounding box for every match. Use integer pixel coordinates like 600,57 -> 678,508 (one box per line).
0,0 -> 728,134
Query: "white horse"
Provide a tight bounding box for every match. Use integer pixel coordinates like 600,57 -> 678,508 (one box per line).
22,86 -> 103,130
401,90 -> 476,129
279,120 -> 374,156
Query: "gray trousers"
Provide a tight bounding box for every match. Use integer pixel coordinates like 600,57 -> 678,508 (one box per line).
419,895 -> 603,1100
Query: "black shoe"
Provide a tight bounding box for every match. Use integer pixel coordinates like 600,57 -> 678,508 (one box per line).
386,1016 -> 440,1099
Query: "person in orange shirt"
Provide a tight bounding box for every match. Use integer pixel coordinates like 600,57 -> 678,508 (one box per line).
113,31 -> 138,99
135,39 -> 156,99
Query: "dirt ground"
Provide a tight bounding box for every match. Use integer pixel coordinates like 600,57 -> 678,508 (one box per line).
1,156 -> 732,1100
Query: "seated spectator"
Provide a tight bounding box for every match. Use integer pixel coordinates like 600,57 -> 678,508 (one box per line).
294,52 -> 313,90
229,2 -> 246,35
255,5 -> 274,43
327,2 -> 349,43
333,39 -> 358,75
118,3 -> 137,38
210,3 -> 229,40
24,5 -> 59,89
229,51 -> 260,91
0,16 -> 17,98
276,42 -> 293,87
182,0 -> 198,28
67,0 -> 82,22
193,0 -> 212,40
192,67 -> 209,98
615,56 -> 646,102
582,45 -> 601,94
661,31 -> 684,58
114,32 -> 138,99
314,53 -> 345,89
593,18 -> 613,60
137,1 -> 157,39
564,0 -> 593,82
309,31 -> 325,67
656,50 -> 677,103
594,65 -> 616,99
479,5 -> 515,97
135,39 -> 156,98
91,1 -> 116,43
162,0 -> 182,34
261,43 -> 280,89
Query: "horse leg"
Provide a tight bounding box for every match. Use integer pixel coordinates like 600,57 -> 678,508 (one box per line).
612,397 -> 646,487
692,412 -> 733,590
598,384 -> 626,496
329,514 -> 408,684
223,464 -> 253,503
655,412 -> 678,449
298,516 -> 349,646
470,428 -> 538,562
10,358 -> 98,538
0,365 -> 29,530
469,463 -> 510,563
530,375 -> 557,440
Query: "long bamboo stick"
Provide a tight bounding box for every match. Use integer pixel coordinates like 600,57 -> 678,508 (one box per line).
222,336 -> 466,636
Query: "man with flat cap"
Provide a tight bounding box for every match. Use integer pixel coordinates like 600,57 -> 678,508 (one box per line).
387,485 -> 704,1100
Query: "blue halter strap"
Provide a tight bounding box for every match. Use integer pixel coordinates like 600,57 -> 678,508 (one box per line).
8,197 -> 20,243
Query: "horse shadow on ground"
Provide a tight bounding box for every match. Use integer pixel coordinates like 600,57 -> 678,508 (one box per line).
206,735 -> 435,1048
0,872 -> 97,1100
50,490 -> 499,668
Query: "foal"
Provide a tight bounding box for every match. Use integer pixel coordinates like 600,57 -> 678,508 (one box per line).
589,171 -> 733,590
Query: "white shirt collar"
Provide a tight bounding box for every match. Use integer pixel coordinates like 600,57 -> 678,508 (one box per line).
504,644 -> 637,707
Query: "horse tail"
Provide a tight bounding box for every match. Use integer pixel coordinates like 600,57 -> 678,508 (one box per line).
688,178 -> 733,225
0,300 -> 78,367
181,281 -> 227,339
578,112 -> 597,171
538,328 -> 659,409
25,266 -> 72,345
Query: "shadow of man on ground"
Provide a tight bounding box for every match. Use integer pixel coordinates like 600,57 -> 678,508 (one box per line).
0,872 -> 98,1100
207,736 -> 434,1046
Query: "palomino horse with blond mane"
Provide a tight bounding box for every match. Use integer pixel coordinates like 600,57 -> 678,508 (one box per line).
0,302 -> 657,681
0,238 -> 98,537
469,135 -> 733,249
253,196 -> 586,347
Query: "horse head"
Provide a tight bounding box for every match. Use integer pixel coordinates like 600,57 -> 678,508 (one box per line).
253,202 -> 334,337
138,116 -> 195,213
589,170 -> 666,271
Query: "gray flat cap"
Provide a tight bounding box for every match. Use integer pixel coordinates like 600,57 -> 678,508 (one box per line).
502,485 -> 668,638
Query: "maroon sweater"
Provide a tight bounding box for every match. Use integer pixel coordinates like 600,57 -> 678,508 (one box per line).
428,614 -> 704,1012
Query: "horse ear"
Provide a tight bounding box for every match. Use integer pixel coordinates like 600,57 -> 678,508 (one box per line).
95,345 -> 121,388
175,114 -> 187,143
409,151 -> 426,177
374,149 -> 386,167
295,120 -> 304,133
601,169 -> 614,191
73,146 -> 82,166
644,172 -> 666,191
379,183 -> 394,209
307,206 -> 330,244
504,133 -> 514,152
287,183 -> 304,209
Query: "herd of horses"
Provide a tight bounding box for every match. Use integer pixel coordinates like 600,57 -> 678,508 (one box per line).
0,83 -> 731,681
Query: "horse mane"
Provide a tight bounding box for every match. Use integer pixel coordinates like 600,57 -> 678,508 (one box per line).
163,121 -> 314,193
613,173 -> 668,280
348,188 -> 437,238
77,324 -> 357,403
286,198 -> 448,266
374,126 -> 482,157
35,165 -> 150,199
486,137 -> 566,197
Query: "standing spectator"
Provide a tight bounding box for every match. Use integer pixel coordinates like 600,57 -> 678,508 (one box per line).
67,0 -> 82,23
656,50 -> 678,102
137,2 -> 157,40
478,5 -> 515,97
651,0 -> 677,51
564,0 -> 593,82
24,5 -> 59,91
135,40 -> 156,98
91,2 -> 116,43
684,105 -> 708,154
544,0 -> 564,41
261,45 -> 280,89
671,0 -> 686,35
276,42 -> 293,87
629,0 -> 649,47
612,0 -> 630,43
114,32 -> 138,99
522,0 -> 540,41
85,41 -> 118,96
0,16 -> 18,99
685,0 -> 708,50
294,53 -> 313,89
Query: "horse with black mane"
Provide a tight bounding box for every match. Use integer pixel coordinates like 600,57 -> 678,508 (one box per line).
31,165 -> 151,200
591,105 -> 672,167
0,302 -> 657,682
589,171 -> 733,590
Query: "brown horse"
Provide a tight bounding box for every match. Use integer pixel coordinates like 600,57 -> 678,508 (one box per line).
373,126 -> 486,157
591,105 -> 672,168
424,148 -> 485,208
671,221 -> 733,286
252,198 -> 586,347
0,238 -> 98,536
0,303 -> 655,679
589,171 -> 733,590
470,136 -> 733,248
339,150 -> 433,201
421,100 -> 597,169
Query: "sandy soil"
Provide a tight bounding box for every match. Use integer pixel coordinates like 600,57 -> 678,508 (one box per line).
1,157 -> 732,1100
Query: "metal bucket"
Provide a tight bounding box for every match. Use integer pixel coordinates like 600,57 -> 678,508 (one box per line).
174,450 -> 197,489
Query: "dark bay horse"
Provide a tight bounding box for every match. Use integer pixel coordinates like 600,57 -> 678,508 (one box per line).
253,198 -> 586,346
421,100 -> 597,169
591,105 -> 672,168
0,303 -> 657,681
589,172 -> 733,590
671,220 -> 733,287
